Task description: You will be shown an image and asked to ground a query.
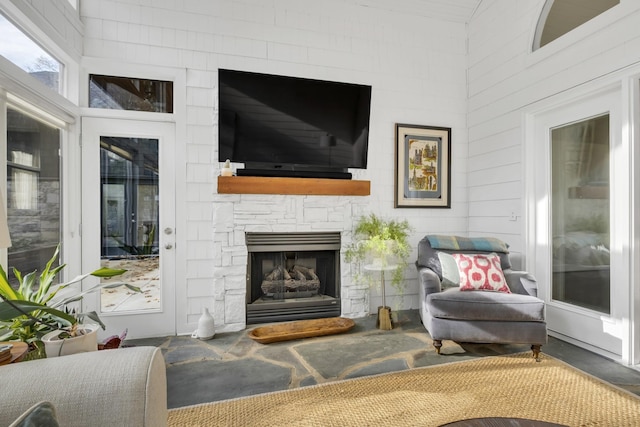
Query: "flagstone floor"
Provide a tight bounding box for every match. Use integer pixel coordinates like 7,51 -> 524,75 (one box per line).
127,309 -> 640,409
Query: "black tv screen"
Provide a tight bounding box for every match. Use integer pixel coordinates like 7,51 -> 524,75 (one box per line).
218,69 -> 371,178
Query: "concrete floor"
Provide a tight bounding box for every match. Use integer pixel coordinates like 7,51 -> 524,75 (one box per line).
127,310 -> 640,409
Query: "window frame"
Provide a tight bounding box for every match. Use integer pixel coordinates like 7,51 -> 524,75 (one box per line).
533,0 -> 620,51
0,2 -> 81,282
529,0 -> 627,61
0,12 -> 64,93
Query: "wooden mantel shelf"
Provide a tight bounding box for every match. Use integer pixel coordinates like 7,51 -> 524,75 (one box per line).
217,176 -> 370,196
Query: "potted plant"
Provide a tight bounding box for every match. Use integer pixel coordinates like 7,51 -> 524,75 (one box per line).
41,321 -> 101,358
345,214 -> 412,287
0,245 -> 140,358
344,214 -> 412,329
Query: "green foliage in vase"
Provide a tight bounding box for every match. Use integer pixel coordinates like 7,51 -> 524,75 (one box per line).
0,244 -> 140,352
344,214 -> 412,291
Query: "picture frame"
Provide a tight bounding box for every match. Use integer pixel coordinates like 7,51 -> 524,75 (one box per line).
394,123 -> 451,208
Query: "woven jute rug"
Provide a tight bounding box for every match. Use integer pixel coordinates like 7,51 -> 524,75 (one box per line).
168,352 -> 640,426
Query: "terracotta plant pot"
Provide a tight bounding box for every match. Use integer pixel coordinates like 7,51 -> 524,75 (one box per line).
42,324 -> 99,358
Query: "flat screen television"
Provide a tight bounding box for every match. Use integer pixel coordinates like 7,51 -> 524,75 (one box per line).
218,69 -> 371,179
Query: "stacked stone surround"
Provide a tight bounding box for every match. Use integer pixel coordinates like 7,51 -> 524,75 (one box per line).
212,190 -> 370,332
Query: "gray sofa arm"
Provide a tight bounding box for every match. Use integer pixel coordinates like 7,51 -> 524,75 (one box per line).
0,346 -> 167,427
417,267 -> 443,296
504,270 -> 539,297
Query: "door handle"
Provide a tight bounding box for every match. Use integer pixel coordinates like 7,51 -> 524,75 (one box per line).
164,227 -> 173,235
165,243 -> 173,250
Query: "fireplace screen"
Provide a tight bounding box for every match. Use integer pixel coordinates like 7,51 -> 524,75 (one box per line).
246,232 -> 341,324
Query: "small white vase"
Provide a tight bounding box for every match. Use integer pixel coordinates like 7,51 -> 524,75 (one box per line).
193,308 -> 215,340
221,159 -> 233,177
42,324 -> 99,358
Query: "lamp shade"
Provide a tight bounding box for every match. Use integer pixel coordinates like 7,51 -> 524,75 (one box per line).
0,188 -> 11,248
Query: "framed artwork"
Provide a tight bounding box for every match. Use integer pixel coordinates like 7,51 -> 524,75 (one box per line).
394,123 -> 451,208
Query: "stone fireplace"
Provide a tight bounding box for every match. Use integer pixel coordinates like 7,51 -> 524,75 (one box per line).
211,180 -> 370,333
246,232 -> 341,324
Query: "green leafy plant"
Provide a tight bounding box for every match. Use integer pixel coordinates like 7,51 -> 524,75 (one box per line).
0,244 -> 140,355
110,223 -> 157,256
344,214 -> 412,291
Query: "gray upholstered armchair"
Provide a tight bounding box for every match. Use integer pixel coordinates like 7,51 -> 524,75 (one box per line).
416,235 -> 547,361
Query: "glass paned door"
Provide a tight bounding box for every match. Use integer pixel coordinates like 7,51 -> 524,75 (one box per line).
551,115 -> 610,313
81,118 -> 175,339
532,88 -> 625,358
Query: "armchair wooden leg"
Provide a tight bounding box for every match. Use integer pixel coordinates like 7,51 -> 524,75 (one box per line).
433,340 -> 442,354
531,345 -> 542,362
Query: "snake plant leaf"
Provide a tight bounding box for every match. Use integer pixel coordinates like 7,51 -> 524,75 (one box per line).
90,267 -> 128,278
18,270 -> 38,301
56,267 -> 126,294
101,282 -> 142,293
35,263 -> 66,302
37,246 -> 66,297
0,244 -> 136,347
52,282 -> 140,308
78,310 -> 106,330
0,300 -> 76,325
0,266 -> 18,301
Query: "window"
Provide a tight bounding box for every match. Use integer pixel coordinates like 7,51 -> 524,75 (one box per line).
89,75 -> 174,113
6,107 -> 61,283
0,13 -> 62,92
534,0 -> 619,50
551,114 -> 610,313
100,136 -> 159,258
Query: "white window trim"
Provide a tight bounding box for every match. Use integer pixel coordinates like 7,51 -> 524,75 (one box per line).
0,56 -> 77,124
1,88 -> 77,275
0,2 -> 80,103
532,0 -> 554,51
80,57 -> 188,337
0,89 -> 7,269
80,57 -> 185,123
0,1 -> 81,282
528,0 -> 629,64
523,65 -> 640,364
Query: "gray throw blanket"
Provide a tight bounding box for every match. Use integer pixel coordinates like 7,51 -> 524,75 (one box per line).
426,235 -> 509,253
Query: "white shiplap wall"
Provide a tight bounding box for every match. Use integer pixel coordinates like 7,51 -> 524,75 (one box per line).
467,0 -> 640,256
80,0 -> 470,333
9,0 -> 640,341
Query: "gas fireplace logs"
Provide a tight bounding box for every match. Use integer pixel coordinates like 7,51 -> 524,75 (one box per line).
261,265 -> 321,298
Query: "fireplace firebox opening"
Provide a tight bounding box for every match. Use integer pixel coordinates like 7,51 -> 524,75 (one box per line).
246,232 -> 341,324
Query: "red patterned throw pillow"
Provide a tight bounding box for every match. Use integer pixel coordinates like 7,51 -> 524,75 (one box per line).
452,253 -> 510,293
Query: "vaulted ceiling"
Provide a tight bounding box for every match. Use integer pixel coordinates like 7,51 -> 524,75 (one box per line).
362,0 -> 619,31
356,0 -> 482,23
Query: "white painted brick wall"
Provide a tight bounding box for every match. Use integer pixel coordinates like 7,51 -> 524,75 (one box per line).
80,0 -> 469,333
